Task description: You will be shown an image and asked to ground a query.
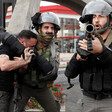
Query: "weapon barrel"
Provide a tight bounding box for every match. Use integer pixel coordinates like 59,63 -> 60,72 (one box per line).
86,24 -> 94,33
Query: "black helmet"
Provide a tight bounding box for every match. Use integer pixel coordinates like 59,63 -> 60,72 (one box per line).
31,12 -> 60,32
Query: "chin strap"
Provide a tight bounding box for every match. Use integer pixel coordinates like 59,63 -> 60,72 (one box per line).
104,28 -> 112,46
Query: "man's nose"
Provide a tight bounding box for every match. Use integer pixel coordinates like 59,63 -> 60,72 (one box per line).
47,28 -> 53,33
95,17 -> 99,22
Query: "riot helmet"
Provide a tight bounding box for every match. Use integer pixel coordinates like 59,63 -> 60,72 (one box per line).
82,0 -> 112,17
31,12 -> 60,33
80,0 -> 112,23
104,0 -> 112,6
79,0 -> 112,33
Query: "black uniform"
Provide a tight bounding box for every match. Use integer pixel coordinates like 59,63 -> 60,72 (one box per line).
0,45 -> 14,112
0,45 -> 14,92
65,38 -> 112,99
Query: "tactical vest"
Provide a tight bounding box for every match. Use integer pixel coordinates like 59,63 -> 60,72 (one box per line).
80,32 -> 112,92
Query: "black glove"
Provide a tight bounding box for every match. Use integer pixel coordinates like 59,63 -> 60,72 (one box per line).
76,35 -> 90,59
0,32 -> 25,56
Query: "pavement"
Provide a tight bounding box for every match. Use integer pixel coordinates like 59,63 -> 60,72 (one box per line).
54,68 -> 83,112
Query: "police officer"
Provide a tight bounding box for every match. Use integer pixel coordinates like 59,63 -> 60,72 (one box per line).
9,12 -> 60,112
65,0 -> 112,112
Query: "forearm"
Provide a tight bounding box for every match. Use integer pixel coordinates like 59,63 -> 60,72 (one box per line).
1,59 -> 29,71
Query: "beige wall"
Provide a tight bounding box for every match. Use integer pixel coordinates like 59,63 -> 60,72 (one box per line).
7,0 -> 41,34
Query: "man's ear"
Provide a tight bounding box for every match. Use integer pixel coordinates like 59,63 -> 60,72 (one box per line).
19,38 -> 25,45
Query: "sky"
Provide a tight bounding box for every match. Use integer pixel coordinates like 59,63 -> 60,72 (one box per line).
40,1 -> 59,6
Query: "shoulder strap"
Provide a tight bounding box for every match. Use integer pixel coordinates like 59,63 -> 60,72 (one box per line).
104,31 -> 112,46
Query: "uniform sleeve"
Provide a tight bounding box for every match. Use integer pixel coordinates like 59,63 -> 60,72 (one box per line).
48,44 -> 60,81
0,45 -> 9,55
96,43 -> 112,64
65,53 -> 82,78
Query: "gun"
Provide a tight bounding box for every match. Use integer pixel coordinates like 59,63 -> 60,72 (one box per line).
76,24 -> 103,59
76,24 -> 94,58
86,24 -> 103,49
86,24 -> 94,51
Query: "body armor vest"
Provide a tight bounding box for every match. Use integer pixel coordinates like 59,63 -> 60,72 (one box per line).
80,32 -> 112,92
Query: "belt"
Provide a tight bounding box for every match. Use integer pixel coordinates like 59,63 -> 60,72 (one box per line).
83,90 -> 112,100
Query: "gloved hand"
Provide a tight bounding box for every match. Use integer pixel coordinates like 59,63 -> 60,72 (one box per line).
76,35 -> 90,59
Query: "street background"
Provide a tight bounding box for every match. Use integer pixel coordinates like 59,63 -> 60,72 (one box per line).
54,67 -> 83,112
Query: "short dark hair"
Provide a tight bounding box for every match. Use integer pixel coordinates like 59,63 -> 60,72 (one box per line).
17,30 -> 37,39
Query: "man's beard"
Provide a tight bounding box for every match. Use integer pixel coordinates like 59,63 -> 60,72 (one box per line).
95,23 -> 108,34
38,32 -> 54,47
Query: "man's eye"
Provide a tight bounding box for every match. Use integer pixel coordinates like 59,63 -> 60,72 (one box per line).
45,27 -> 48,29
